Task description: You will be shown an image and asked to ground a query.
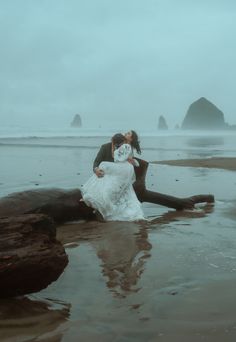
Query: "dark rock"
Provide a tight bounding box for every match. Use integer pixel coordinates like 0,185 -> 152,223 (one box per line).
0,214 -> 68,298
158,115 -> 168,130
182,97 -> 227,130
71,114 -> 82,128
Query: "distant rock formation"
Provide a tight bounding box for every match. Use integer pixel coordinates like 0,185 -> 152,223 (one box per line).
182,97 -> 227,130
71,114 -> 82,128
158,115 -> 168,130
175,124 -> 180,130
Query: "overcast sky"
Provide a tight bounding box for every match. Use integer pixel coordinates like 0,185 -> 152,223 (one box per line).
0,0 -> 236,129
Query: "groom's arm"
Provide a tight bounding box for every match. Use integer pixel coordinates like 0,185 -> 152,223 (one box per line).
93,144 -> 106,173
128,158 -> 140,167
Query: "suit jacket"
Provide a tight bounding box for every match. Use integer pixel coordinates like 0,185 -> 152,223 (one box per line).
93,142 -> 114,170
93,142 -> 149,196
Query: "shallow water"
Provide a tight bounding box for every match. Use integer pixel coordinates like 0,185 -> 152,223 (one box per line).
0,133 -> 236,341
1,200 -> 236,341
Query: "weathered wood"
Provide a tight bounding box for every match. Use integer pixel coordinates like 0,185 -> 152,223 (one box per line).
0,214 -> 68,298
133,158 -> 214,210
0,188 -> 95,223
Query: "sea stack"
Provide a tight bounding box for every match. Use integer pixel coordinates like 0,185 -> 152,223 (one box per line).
182,97 -> 226,130
158,115 -> 168,130
71,114 -> 82,128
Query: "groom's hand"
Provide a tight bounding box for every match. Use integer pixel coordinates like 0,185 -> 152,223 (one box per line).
128,158 -> 133,164
94,167 -> 105,178
128,158 -> 139,167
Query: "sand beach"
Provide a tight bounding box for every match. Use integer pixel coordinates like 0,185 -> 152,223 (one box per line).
0,132 -> 236,341
153,157 -> 236,171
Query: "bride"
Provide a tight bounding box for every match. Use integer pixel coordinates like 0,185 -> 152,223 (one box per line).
81,134 -> 144,221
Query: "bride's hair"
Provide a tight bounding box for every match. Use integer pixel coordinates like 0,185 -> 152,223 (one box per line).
111,133 -> 125,149
131,130 -> 141,154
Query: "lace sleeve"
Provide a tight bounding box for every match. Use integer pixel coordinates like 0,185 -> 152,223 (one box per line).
114,144 -> 132,162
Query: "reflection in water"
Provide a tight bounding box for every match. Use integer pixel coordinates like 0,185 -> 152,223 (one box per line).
186,136 -> 225,159
192,167 -> 211,178
0,204 -> 215,341
91,222 -> 152,298
65,204 -> 213,299
223,199 -> 236,221
57,221 -> 152,298
148,203 -> 214,225
187,136 -> 224,148
0,296 -> 70,342
185,149 -> 224,159
58,204 -> 214,300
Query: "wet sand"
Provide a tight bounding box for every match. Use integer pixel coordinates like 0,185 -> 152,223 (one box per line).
1,134 -> 236,341
2,206 -> 235,342
152,157 -> 236,171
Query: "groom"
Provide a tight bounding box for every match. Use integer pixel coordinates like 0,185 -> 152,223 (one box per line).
93,132 -> 136,178
93,133 -> 197,210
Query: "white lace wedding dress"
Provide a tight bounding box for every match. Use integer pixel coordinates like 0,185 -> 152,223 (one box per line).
81,144 -> 144,221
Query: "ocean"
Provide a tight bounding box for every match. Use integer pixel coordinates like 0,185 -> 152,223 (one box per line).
0,125 -> 236,197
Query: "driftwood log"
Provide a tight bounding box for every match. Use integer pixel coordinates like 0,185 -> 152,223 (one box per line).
0,159 -> 214,223
134,158 -> 214,210
0,214 -> 68,298
0,188 -> 94,223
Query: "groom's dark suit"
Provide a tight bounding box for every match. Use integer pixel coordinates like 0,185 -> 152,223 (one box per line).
93,142 -> 195,210
93,142 -> 114,170
93,142 -> 147,198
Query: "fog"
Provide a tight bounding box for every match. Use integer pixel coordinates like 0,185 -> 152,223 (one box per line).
1,0 -> 236,130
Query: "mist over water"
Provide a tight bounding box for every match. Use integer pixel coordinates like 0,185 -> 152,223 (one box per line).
1,0 -> 236,131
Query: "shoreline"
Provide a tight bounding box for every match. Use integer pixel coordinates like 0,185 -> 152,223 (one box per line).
152,157 -> 236,171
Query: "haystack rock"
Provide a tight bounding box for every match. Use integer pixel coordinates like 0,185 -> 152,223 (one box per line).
182,97 -> 226,130
71,114 -> 82,127
158,115 -> 168,130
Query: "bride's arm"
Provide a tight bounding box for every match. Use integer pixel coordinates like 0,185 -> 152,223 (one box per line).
93,145 -> 107,177
114,144 -> 132,162
93,145 -> 105,170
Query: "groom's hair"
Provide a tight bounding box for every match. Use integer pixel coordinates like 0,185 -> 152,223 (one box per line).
111,133 -> 125,147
